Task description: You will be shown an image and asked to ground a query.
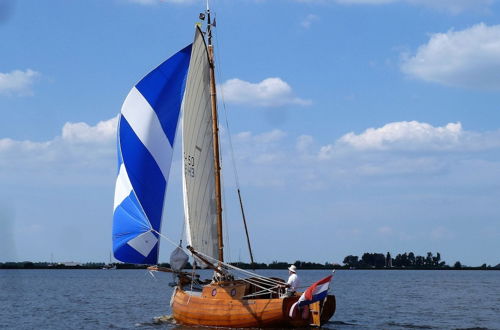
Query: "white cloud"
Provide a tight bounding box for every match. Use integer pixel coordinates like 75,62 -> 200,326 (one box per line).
337,121 -> 463,151
235,129 -> 287,144
223,120 -> 500,192
296,135 -> 314,152
126,0 -> 492,13
318,144 -> 334,160
3,116 -> 500,192
233,129 -> 288,167
406,0 -> 492,14
0,116 -> 118,177
298,0 -> 492,14
125,0 -> 196,5
301,14 -> 320,29
317,121 -> 500,161
0,69 -> 40,96
62,118 -> 117,143
401,23 -> 500,90
334,0 -> 396,4
219,78 -> 311,107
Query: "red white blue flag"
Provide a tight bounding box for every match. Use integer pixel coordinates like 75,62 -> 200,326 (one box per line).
289,273 -> 333,317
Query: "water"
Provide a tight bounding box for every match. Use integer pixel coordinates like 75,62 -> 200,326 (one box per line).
1,269 -> 499,329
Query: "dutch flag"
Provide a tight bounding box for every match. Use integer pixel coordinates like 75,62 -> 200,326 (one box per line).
289,273 -> 334,317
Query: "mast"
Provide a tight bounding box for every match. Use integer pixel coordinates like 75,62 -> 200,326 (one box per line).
206,5 -> 224,263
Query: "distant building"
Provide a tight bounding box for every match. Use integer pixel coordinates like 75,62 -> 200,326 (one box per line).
60,262 -> 81,267
385,252 -> 392,268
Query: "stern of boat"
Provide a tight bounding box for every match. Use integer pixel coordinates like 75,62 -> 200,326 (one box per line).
284,294 -> 336,327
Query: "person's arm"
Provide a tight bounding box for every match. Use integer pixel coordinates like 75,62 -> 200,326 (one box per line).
279,277 -> 292,288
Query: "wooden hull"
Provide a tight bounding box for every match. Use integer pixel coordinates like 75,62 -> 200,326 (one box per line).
171,286 -> 336,328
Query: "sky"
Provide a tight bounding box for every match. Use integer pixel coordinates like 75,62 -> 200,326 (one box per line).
0,0 -> 499,266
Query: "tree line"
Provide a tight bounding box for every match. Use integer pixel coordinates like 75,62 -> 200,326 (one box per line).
1,253 -> 499,270
342,252 -> 499,270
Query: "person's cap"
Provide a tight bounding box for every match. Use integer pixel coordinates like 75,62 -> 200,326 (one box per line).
288,265 -> 297,273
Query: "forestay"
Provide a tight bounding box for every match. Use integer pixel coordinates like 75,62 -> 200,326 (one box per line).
112,44 -> 192,265
182,27 -> 219,263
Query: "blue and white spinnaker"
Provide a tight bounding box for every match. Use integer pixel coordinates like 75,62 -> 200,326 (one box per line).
112,44 -> 192,265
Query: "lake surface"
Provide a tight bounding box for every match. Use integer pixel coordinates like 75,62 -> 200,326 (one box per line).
1,269 -> 499,329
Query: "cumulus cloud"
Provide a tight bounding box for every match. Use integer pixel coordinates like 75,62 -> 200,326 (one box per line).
401,23 -> 500,90
297,0 -> 492,14
0,69 -> 40,96
126,0 -> 492,13
3,116 -> 500,190
219,78 -> 311,107
62,118 -> 117,143
125,0 -> 196,5
224,120 -> 500,191
338,121 -> 463,151
333,0 -> 397,4
318,121 -> 500,156
0,116 -> 118,177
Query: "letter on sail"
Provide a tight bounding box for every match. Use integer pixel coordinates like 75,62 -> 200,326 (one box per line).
113,44 -> 192,265
182,28 -> 219,263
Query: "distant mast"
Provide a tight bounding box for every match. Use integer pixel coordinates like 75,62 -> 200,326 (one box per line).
205,3 -> 224,264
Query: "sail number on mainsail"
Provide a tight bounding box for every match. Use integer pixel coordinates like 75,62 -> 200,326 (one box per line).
184,153 -> 195,178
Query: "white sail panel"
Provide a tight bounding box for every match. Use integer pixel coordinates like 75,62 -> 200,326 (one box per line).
182,27 -> 219,262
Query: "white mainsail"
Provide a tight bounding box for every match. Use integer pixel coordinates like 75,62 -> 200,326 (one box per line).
182,27 -> 219,262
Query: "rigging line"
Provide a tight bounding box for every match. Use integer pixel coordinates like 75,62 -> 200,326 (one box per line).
230,270 -> 284,289
193,249 -> 283,286
152,229 -> 281,286
152,229 -> 193,257
233,274 -> 282,290
213,25 -> 241,190
234,277 -> 281,296
221,169 -> 232,262
211,17 -> 237,264
217,262 -> 284,286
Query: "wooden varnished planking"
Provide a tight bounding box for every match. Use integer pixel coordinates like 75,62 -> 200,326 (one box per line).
171,287 -> 336,327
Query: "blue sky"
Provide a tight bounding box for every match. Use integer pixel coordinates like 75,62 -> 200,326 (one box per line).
0,0 -> 499,266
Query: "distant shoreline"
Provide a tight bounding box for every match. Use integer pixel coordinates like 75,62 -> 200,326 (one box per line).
1,261 -> 499,271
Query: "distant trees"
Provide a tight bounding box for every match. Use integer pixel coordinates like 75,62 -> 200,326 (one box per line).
361,253 -> 386,268
2,254 -> 496,270
343,255 -> 359,268
342,253 -> 385,268
338,251 -> 466,269
389,251 -> 447,269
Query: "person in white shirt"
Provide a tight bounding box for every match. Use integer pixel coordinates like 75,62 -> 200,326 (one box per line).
283,265 -> 300,297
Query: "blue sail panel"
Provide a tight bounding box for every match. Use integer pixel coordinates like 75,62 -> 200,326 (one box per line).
112,44 -> 192,265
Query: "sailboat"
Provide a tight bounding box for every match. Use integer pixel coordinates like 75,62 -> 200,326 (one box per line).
112,4 -> 336,328
102,252 -> 116,270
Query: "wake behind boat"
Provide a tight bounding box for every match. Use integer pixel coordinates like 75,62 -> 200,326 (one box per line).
111,2 -> 336,327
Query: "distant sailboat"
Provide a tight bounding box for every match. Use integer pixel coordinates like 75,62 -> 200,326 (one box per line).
111,4 -> 336,327
102,252 -> 116,270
